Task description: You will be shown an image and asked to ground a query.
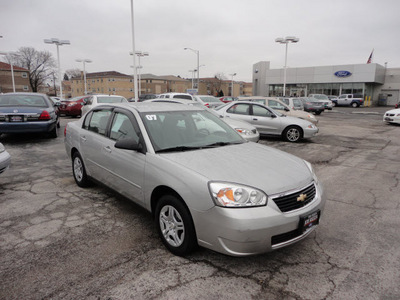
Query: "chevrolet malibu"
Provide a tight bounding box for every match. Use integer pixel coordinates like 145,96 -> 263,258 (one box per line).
64,103 -> 325,256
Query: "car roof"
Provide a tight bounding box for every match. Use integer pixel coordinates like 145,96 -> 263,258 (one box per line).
95,102 -> 205,113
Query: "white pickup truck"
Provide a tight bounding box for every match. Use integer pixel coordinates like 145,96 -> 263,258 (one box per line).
332,94 -> 364,107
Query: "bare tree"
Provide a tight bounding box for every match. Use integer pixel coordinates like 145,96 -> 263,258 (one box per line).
65,68 -> 82,80
12,47 -> 57,92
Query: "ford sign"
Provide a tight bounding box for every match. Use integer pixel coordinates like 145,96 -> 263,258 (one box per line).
334,70 -> 352,78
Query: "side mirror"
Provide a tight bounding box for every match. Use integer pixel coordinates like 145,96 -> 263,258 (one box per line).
284,107 -> 290,112
271,114 -> 277,118
115,138 -> 142,151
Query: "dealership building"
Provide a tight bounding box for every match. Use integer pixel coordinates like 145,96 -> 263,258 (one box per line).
252,61 -> 400,106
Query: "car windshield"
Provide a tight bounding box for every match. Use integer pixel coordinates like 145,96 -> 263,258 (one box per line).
97,96 -> 126,103
198,96 -> 221,103
65,96 -> 84,102
141,110 -> 245,153
312,95 -> 329,100
0,95 -> 47,107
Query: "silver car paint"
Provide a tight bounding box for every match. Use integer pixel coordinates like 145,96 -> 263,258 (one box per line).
65,103 -> 325,256
216,101 -> 318,139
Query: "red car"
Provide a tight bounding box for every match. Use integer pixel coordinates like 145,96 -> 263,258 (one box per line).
219,96 -> 237,103
395,101 -> 400,109
59,95 -> 91,117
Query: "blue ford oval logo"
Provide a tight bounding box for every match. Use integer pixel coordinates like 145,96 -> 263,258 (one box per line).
334,70 -> 352,77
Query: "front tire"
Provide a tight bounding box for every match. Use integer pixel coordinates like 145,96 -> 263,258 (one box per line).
283,126 -> 303,142
155,195 -> 197,256
72,152 -> 90,187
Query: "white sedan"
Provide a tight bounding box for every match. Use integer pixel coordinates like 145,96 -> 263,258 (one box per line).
383,108 -> 400,124
81,95 -> 128,115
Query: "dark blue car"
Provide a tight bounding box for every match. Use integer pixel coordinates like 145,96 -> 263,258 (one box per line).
0,92 -> 60,138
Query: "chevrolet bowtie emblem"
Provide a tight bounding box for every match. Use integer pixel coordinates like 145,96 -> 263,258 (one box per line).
297,194 -> 307,202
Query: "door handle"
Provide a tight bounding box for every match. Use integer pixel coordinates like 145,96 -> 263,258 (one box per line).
80,136 -> 87,142
253,118 -> 258,121
104,146 -> 112,153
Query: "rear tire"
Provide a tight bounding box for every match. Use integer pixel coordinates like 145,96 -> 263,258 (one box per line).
283,126 -> 302,142
351,102 -> 359,108
72,152 -> 90,187
49,126 -> 58,138
155,195 -> 197,256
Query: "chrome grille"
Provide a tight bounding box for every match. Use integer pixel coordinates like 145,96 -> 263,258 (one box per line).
272,183 -> 316,213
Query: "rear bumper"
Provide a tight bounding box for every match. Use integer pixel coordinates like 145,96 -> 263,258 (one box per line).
0,120 -> 57,134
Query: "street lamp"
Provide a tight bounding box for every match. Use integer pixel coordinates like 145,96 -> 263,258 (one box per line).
188,69 -> 196,89
229,73 -> 237,96
275,36 -> 299,96
44,38 -> 70,99
130,0 -> 138,101
75,59 -> 92,95
130,51 -> 149,96
0,52 -> 16,92
184,47 -> 199,89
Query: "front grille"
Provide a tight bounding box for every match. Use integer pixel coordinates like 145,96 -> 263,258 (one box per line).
271,228 -> 300,245
272,183 -> 316,213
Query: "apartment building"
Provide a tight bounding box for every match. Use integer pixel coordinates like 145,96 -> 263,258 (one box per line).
198,77 -> 252,97
0,62 -> 31,93
70,71 -> 134,98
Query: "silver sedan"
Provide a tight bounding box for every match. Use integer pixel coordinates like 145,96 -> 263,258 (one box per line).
149,99 -> 260,142
215,101 -> 319,142
65,103 -> 325,256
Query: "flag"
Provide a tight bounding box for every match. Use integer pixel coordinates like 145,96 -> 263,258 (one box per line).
367,49 -> 374,64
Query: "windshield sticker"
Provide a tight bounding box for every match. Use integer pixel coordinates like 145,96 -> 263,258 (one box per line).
146,115 -> 157,121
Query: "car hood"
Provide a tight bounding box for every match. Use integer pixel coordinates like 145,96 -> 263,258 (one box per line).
385,108 -> 400,114
160,142 -> 312,195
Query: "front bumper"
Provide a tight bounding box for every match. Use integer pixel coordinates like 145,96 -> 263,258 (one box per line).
0,149 -> 11,174
192,181 -> 325,256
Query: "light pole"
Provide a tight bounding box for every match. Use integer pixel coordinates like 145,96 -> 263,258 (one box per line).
44,38 -> 70,99
229,73 -> 237,96
188,69 -> 196,89
275,36 -> 299,96
130,51 -> 149,96
75,59 -> 92,95
184,47 -> 199,89
130,0 -> 138,101
0,52 -> 16,92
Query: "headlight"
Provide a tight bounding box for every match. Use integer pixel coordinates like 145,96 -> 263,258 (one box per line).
235,128 -> 252,136
307,124 -> 316,129
209,182 -> 268,207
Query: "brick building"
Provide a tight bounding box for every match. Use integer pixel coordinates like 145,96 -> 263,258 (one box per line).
0,62 -> 31,93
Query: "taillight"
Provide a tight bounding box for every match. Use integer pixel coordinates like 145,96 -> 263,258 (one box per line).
205,103 -> 210,107
39,111 -> 51,120
64,125 -> 67,137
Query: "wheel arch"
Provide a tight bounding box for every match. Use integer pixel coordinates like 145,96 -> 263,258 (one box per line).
151,185 -> 188,218
282,125 -> 304,142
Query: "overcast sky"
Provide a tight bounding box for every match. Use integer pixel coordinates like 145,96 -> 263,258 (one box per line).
1,0 -> 400,82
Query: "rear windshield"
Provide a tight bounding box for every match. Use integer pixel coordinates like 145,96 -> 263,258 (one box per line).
97,96 -> 126,103
0,95 -> 48,107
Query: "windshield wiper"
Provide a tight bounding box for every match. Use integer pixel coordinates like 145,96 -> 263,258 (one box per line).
156,146 -> 202,153
203,141 -> 243,148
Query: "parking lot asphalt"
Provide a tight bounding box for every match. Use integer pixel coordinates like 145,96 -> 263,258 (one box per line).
0,106 -> 399,300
